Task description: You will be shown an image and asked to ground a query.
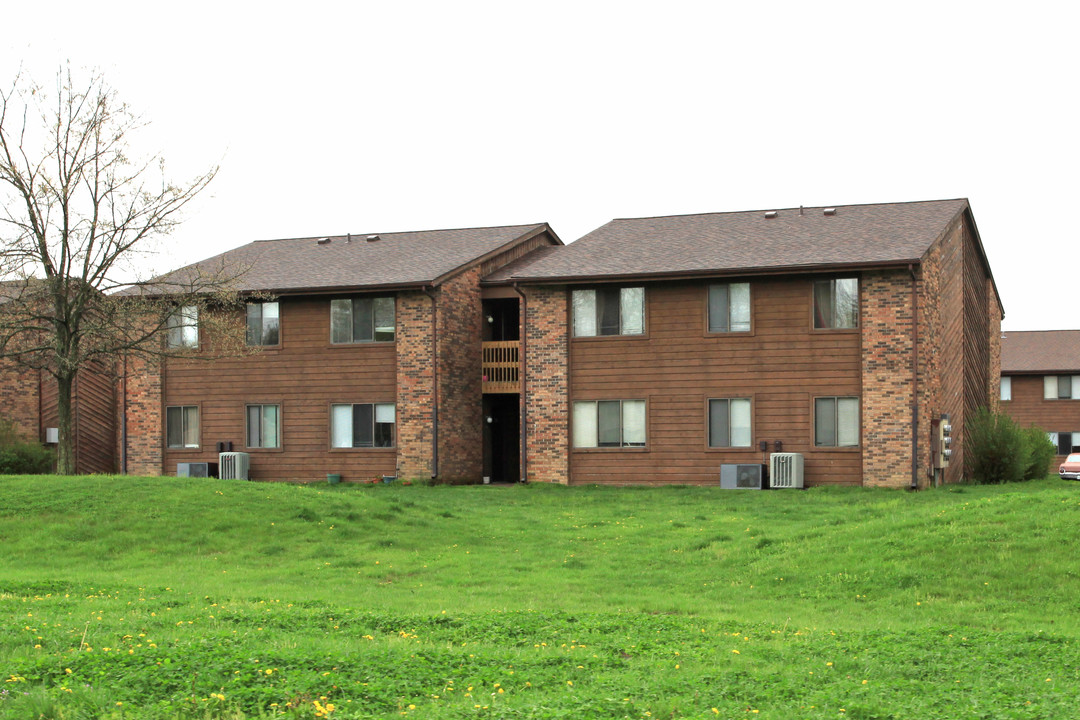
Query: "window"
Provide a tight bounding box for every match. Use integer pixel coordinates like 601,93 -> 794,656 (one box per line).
708,398 -> 752,447
331,297 -> 395,343
813,278 -> 859,329
572,287 -> 644,337
708,283 -> 751,333
1049,432 -> 1079,455
814,397 -> 859,447
331,403 -> 395,448
166,305 -> 198,348
1000,376 -> 1012,402
166,406 -> 199,448
572,400 -> 646,448
246,404 -> 280,449
1043,375 -> 1080,400
246,302 -> 280,346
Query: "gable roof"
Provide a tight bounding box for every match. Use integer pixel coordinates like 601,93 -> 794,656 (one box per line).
488,199 -> 974,283
132,223 -> 555,295
1001,330 -> 1080,374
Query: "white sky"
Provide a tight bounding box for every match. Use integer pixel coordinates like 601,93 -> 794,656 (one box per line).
2,1 -> 1077,331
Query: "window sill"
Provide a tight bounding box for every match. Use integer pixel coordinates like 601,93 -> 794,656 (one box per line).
572,446 -> 650,453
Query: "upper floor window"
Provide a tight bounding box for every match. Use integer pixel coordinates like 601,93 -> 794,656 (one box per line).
572,399 -> 646,448
1000,376 -> 1012,402
1044,375 -> 1080,400
813,278 -> 858,329
246,302 -> 280,346
247,404 -> 280,449
331,403 -> 395,448
814,396 -> 859,447
166,405 -> 199,448
572,287 -> 644,337
708,283 -> 751,333
331,297 -> 395,344
166,305 -> 198,348
708,398 -> 752,447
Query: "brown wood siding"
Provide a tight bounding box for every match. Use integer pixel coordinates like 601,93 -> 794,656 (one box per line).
38,363 -> 116,475
569,278 -> 862,486
1002,374 -> 1080,456
936,219 -> 967,483
962,221 -> 992,441
162,296 -> 397,482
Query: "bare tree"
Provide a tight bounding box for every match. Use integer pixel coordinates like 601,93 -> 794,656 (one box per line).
0,67 -> 246,474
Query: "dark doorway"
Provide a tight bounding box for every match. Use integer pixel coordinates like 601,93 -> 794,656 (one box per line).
482,394 -> 521,483
482,299 -> 519,342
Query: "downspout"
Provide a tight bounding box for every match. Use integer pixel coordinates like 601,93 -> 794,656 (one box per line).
121,355 -> 128,475
422,286 -> 439,479
910,264 -> 920,490
512,283 -> 528,483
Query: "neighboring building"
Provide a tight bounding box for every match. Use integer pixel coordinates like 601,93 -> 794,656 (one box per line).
8,198 -> 1002,488
1000,330 -> 1080,457
491,198 -> 1002,488
0,281 -> 116,474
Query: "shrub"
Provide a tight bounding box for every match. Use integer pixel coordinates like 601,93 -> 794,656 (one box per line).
965,407 -> 1028,484
0,415 -> 54,475
1021,425 -> 1056,480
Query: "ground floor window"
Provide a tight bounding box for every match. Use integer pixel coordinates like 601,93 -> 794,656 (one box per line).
166,406 -> 199,448
331,403 -> 395,448
708,398 -> 752,447
1049,432 -> 1079,455
814,397 -> 859,447
247,404 -> 280,448
572,400 -> 646,448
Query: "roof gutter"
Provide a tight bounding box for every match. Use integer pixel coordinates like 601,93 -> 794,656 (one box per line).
422,286 -> 439,480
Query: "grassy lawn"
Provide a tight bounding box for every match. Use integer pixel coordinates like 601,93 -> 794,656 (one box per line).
1,476 -> 1078,719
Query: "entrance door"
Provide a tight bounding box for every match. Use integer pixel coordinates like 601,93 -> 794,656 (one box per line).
482,394 -> 521,482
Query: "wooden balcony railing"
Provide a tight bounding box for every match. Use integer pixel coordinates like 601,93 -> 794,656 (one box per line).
482,340 -> 520,393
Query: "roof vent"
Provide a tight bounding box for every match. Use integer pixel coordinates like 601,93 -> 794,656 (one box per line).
823,208 -> 837,216
366,234 -> 381,242
316,237 -> 332,245
764,210 -> 778,219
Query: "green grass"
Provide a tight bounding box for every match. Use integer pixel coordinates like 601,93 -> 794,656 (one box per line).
1,476 -> 1079,719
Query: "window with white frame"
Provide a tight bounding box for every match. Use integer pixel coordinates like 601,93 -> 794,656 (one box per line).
572,399 -> 646,448
331,403 -> 395,448
1000,376 -> 1012,402
1043,375 -> 1080,400
166,406 -> 199,448
708,283 -> 751,333
246,302 -> 280,346
246,404 -> 280,449
330,297 -> 395,343
1049,432 -> 1079,455
814,396 -> 859,447
813,278 -> 859,329
166,305 -> 199,348
708,398 -> 752,447
572,287 -> 645,337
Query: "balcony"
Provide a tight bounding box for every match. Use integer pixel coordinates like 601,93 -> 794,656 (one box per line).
482,341 -> 520,393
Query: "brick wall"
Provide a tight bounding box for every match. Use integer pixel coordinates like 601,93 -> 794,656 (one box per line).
861,270 -> 916,488
396,291 -> 435,479
435,268 -> 483,481
522,286 -> 568,483
119,353 -> 163,476
0,360 -> 40,440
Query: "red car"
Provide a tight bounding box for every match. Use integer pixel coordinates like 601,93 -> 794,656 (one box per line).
1060,454 -> 1080,481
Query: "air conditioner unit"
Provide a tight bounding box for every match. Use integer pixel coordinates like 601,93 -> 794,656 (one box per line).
177,462 -> 217,478
769,453 -> 805,489
219,452 -> 251,480
720,463 -> 765,489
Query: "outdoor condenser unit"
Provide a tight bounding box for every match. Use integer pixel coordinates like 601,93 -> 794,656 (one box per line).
177,462 -> 217,478
769,453 -> 805,489
720,463 -> 765,489
219,452 -> 251,481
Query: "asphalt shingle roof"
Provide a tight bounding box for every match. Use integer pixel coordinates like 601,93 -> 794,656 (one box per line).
138,224 -> 551,294
1001,330 -> 1080,374
490,199 -> 971,282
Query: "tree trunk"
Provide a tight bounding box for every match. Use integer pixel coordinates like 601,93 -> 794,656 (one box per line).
55,372 -> 76,475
